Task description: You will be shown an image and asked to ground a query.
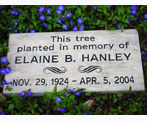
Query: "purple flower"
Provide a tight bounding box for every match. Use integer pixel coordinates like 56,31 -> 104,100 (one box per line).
56,107 -> 61,111
127,17 -> 132,22
93,7 -> 98,10
74,105 -> 77,108
72,26 -> 78,31
62,24 -> 68,30
31,30 -> 35,33
0,57 -> 8,63
5,66 -> 12,74
66,12 -> 72,17
83,112 -> 88,115
40,15 -> 46,21
14,29 -> 17,33
79,24 -> 84,31
69,19 -> 73,26
144,94 -> 147,97
28,90 -> 32,95
131,10 -> 137,15
58,18 -> 62,24
10,10 -> 16,15
0,68 -> 7,75
77,17 -> 83,24
13,22 -> 18,27
41,105 -> 45,109
68,89 -> 72,92
25,28 -> 29,33
38,6 -> 44,12
1,79 -> 12,87
117,24 -> 121,29
56,10 -> 62,14
130,5 -> 137,11
0,112 -> 6,115
46,8 -> 51,15
74,91 -> 81,96
58,5 -> 64,11
20,13 -> 23,16
60,108 -> 66,113
142,61 -> 146,67
19,91 -> 27,97
43,22 -> 49,28
144,14 -> 147,20
14,11 -> 19,15
56,96 -> 62,103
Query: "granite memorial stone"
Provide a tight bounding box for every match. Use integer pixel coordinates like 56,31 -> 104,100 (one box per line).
3,29 -> 145,96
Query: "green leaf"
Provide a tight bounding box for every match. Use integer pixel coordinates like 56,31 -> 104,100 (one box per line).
31,108 -> 34,114
69,95 -> 75,101
53,85 -> 57,94
102,95 -> 107,100
75,8 -> 81,16
113,98 -> 117,103
129,86 -> 132,92
33,104 -> 38,108
123,19 -> 129,24
97,19 -> 101,25
8,104 -> 14,111
85,92 -> 91,96
8,87 -> 13,91
0,97 -> 6,103
117,93 -> 123,97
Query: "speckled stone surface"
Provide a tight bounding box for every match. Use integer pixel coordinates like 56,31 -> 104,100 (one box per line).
3,29 -> 145,96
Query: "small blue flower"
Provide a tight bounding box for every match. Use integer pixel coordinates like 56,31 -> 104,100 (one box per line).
142,52 -> 145,55
144,94 -> 147,97
79,24 -> 84,31
77,17 -> 83,24
69,19 -> 73,26
10,10 -> 16,15
0,57 -> 8,63
72,26 -> 78,31
0,68 -> 7,75
46,8 -> 51,15
127,17 -> 132,22
56,10 -> 62,14
0,112 -> 6,115
60,108 -> 66,113
40,15 -> 46,21
62,24 -> 68,30
130,5 -> 137,11
100,108 -> 103,110
56,96 -> 62,103
142,61 -> 146,67
56,107 -> 61,111
68,89 -> 72,92
66,12 -> 72,17
144,14 -> 147,20
13,22 -> 18,27
31,30 -> 35,33
58,18 -> 62,24
74,105 -> 77,108
93,7 -> 98,10
19,91 -> 27,97
25,28 -> 29,33
38,6 -> 44,12
74,91 -> 81,96
14,29 -> 17,33
28,90 -> 32,95
131,10 -> 137,15
58,5 -> 64,11
117,24 -> 121,29
5,66 -> 12,74
41,105 -> 45,109
20,13 -> 23,16
83,112 -> 88,115
43,22 -> 49,28
14,11 -> 19,15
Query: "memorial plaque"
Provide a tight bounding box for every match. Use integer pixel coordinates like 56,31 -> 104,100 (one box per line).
3,29 -> 145,96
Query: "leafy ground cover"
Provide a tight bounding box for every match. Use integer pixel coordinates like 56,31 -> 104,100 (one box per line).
0,5 -> 147,115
